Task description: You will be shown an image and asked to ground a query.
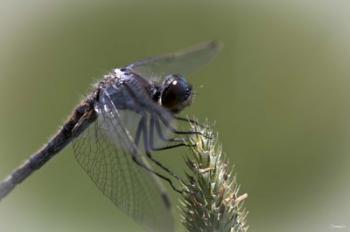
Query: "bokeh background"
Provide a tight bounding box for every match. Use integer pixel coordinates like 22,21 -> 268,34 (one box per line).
1,0 -> 350,231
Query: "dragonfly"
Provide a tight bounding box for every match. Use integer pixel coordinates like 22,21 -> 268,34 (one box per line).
0,41 -> 222,232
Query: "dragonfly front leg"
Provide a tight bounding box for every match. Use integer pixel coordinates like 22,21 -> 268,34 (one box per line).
174,116 -> 208,129
157,112 -> 211,139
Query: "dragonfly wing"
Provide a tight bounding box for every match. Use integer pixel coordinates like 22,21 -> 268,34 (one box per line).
72,104 -> 174,232
126,40 -> 223,80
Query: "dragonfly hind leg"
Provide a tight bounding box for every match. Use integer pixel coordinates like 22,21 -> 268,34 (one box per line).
130,155 -> 182,194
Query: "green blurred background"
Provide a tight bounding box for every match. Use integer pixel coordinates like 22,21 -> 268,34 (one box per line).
1,0 -> 350,231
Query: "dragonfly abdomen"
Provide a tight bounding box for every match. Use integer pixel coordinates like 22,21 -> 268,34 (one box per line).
0,94 -> 97,200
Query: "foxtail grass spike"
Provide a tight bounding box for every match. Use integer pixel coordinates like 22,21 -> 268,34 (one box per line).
180,120 -> 248,232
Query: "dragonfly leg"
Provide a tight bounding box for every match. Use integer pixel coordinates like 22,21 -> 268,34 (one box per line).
144,114 -> 185,182
151,114 -> 191,145
147,115 -> 194,182
174,116 -> 208,128
134,114 -> 184,193
131,155 -> 183,194
157,113 -> 212,139
150,114 -> 197,152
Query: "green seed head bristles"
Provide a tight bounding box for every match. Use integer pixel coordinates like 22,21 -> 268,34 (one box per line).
180,121 -> 248,232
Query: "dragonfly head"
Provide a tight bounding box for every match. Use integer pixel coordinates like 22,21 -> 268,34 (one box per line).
160,74 -> 193,114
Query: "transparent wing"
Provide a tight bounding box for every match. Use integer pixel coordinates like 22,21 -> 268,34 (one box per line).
72,107 -> 174,232
126,40 -> 223,80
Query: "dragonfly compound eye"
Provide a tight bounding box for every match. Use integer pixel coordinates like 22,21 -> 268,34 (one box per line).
161,74 -> 193,113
